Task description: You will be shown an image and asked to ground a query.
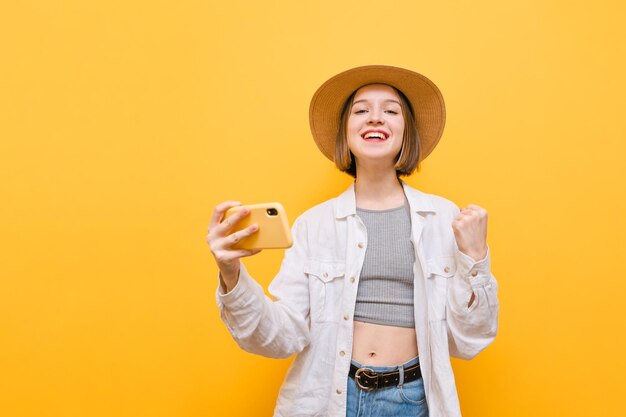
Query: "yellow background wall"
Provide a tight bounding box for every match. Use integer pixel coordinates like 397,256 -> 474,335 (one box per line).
1,1 -> 625,416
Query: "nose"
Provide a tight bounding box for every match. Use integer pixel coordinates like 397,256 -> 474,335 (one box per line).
367,108 -> 384,125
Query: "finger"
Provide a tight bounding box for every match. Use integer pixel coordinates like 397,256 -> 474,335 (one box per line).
237,248 -> 262,258
218,206 -> 254,236
461,206 -> 486,218
459,208 -> 474,218
226,224 -> 259,247
467,204 -> 488,218
466,204 -> 487,217
209,201 -> 242,230
214,247 -> 262,263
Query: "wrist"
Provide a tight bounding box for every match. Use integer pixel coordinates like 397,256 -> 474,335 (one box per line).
219,267 -> 240,293
461,246 -> 488,262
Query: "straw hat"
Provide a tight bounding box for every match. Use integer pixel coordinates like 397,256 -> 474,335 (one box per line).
309,65 -> 446,163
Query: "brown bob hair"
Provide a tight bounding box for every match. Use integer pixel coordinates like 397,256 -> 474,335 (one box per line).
334,84 -> 421,178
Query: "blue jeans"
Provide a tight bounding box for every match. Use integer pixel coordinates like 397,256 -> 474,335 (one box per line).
346,356 -> 429,417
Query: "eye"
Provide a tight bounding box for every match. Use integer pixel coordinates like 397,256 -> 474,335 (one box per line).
353,109 -> 368,114
385,106 -> 401,115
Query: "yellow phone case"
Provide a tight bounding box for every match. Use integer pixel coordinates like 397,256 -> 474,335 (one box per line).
224,202 -> 293,250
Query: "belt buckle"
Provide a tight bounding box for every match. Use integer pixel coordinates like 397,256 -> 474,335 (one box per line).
354,367 -> 377,391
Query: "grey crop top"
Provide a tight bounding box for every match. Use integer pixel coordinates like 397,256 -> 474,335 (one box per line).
354,203 -> 415,328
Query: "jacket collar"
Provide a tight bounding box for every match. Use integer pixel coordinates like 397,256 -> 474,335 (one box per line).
334,179 -> 437,219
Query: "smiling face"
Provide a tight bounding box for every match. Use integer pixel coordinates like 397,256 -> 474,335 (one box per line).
346,84 -> 406,170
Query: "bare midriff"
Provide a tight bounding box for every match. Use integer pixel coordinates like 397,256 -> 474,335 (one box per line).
351,320 -> 419,366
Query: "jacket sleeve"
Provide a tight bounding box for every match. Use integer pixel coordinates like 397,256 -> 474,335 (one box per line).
215,217 -> 311,359
445,209 -> 499,359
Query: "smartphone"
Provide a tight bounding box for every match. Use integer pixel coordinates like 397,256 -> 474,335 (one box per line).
223,202 -> 293,250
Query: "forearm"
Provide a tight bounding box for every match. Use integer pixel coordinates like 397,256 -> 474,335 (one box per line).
216,263 -> 310,358
219,267 -> 240,293
446,246 -> 499,359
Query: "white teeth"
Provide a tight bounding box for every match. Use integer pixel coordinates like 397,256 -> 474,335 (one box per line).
364,132 -> 386,139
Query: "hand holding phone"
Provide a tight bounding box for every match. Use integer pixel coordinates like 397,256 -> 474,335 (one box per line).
208,201 -> 291,291
223,202 -> 293,250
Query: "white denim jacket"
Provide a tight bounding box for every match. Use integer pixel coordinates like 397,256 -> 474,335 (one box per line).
216,181 -> 499,417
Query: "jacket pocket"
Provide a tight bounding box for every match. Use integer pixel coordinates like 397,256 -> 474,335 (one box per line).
304,260 -> 346,323
426,256 -> 456,321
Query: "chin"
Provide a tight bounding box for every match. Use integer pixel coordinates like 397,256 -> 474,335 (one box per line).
354,155 -> 398,167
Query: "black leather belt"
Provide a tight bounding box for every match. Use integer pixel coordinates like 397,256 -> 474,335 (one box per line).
348,362 -> 422,391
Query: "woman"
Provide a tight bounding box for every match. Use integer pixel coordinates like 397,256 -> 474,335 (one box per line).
207,65 -> 499,417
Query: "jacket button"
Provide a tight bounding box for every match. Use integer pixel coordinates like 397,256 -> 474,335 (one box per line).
343,314 -> 349,321
444,266 -> 450,273
339,351 -> 345,357
350,276 -> 355,283
358,242 -> 364,248
323,272 -> 328,278
336,389 -> 342,395
471,270 -> 478,277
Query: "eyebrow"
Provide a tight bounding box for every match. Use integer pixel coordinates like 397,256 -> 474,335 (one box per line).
352,99 -> 401,107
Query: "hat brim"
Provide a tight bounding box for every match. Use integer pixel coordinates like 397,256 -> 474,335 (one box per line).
309,65 -> 446,163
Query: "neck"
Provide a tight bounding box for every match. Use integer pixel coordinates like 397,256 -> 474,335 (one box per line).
354,164 -> 406,210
